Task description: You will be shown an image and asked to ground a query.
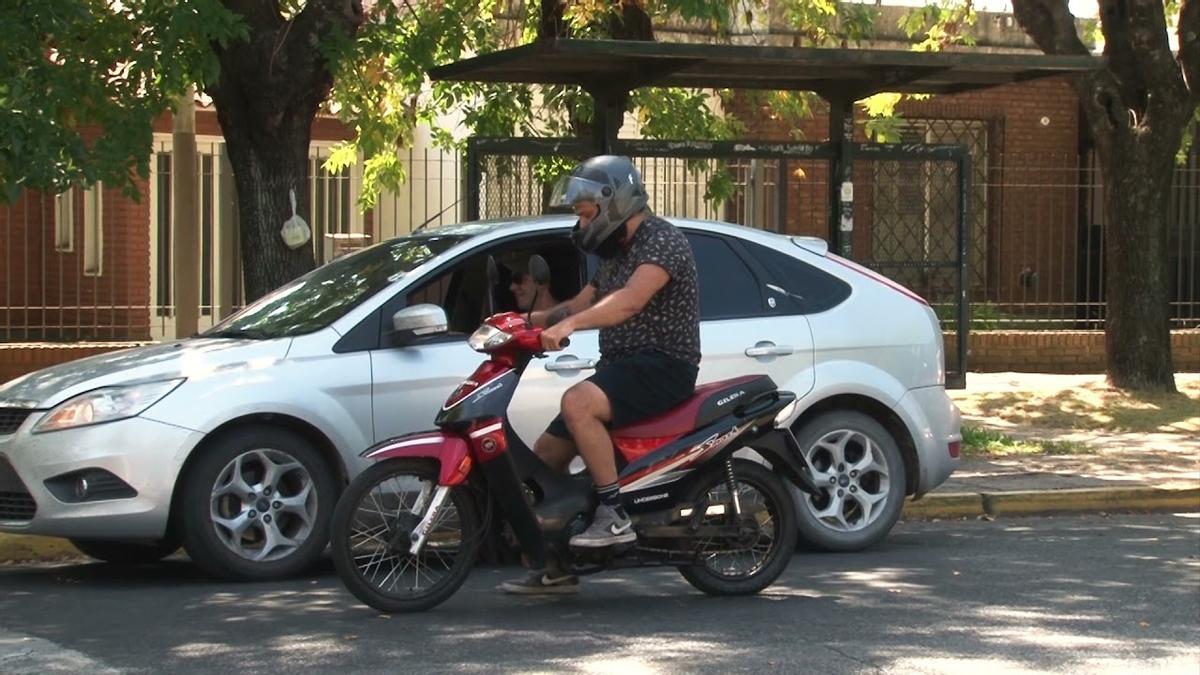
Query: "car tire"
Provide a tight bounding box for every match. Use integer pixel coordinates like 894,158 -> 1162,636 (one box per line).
69,538 -> 180,565
790,410 -> 906,552
179,425 -> 338,581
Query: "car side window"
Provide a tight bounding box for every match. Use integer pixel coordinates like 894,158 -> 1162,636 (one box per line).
685,233 -> 765,320
380,235 -> 585,342
741,241 -> 852,315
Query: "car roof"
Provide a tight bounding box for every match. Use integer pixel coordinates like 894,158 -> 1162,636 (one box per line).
403,213 -> 825,256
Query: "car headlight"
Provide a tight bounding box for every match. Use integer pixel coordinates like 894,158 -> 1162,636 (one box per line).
467,325 -> 512,352
33,379 -> 185,433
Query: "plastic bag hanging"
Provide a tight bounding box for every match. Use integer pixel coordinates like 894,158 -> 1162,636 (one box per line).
280,188 -> 312,250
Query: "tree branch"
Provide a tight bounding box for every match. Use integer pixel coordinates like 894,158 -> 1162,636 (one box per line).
1010,0 -> 1089,55
1180,0 -> 1200,99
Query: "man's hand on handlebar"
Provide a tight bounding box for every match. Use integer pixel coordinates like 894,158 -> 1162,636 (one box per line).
540,321 -> 575,351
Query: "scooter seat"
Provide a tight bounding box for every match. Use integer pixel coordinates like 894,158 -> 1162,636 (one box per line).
613,375 -> 777,439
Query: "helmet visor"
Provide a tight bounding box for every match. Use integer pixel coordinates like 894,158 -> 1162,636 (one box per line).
549,175 -> 609,209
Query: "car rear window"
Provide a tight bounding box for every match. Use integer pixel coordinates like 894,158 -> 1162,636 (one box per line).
743,241 -> 851,315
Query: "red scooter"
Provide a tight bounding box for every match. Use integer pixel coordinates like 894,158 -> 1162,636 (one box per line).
330,256 -> 821,613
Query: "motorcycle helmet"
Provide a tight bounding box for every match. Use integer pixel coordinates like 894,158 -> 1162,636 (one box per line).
549,155 -> 648,256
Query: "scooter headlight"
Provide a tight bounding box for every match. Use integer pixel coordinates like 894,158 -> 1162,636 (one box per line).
468,325 -> 512,352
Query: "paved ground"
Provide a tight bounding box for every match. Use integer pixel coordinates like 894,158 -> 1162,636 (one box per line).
1,513 -> 1198,674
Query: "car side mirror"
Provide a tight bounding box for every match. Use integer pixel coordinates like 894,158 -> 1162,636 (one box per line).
391,304 -> 448,346
529,255 -> 551,286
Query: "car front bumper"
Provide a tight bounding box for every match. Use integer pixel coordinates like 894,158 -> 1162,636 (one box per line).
0,414 -> 203,540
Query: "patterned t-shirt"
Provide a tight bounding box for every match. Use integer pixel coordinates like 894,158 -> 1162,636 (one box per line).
590,214 -> 701,367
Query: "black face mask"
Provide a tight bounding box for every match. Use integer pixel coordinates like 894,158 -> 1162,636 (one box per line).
572,220 -> 627,259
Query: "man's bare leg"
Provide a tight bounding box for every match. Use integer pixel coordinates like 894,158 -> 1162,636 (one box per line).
532,433 -> 577,473
559,382 -> 617,485
560,381 -> 635,546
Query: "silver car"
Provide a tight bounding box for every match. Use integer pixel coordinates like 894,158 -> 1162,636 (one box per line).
0,216 -> 961,579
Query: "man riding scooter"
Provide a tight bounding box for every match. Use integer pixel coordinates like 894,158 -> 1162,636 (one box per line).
500,155 -> 703,594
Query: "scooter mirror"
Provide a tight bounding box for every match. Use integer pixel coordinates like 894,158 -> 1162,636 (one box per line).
485,255 -> 498,315
486,256 -> 500,286
529,255 -> 551,286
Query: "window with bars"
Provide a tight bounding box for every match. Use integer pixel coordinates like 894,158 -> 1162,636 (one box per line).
870,119 -> 990,299
83,184 -> 103,276
54,189 -> 74,252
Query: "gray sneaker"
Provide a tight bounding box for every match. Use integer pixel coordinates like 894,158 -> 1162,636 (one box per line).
570,504 -> 637,548
498,568 -> 579,595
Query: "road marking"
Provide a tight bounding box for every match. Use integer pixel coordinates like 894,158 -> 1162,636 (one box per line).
0,629 -> 121,674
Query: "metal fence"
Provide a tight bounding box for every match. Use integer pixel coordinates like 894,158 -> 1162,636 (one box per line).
2,143 -> 1197,343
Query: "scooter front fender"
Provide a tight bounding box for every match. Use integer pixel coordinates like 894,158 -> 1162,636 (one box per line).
360,431 -> 472,486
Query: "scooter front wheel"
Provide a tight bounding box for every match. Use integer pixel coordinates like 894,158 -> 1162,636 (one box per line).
331,459 -> 481,613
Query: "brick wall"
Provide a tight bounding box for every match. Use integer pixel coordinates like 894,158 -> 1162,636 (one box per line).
0,181 -> 152,341
728,76 -> 1083,308
946,330 -> 1200,372
0,343 -> 152,386
3,108 -> 358,341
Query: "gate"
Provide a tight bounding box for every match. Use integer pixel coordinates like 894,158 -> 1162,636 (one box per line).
853,143 -> 970,388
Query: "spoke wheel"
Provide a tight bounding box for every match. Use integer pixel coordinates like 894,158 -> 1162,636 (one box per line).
678,459 -> 797,596
332,459 -> 480,614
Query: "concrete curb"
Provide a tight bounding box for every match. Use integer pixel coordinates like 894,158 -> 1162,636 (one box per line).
903,486 -> 1200,520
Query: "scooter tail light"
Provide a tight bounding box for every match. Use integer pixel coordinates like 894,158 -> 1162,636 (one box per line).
614,435 -> 682,462
948,440 -> 961,459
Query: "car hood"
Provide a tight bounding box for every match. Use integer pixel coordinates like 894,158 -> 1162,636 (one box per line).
0,338 -> 293,409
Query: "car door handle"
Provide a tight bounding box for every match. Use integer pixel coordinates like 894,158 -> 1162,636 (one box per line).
745,342 -> 795,357
545,356 -> 598,372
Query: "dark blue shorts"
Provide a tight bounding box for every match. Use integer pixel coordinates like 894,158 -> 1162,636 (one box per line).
545,349 -> 698,440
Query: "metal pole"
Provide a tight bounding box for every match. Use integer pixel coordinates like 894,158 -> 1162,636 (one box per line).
588,89 -> 626,156
172,87 -> 199,339
955,150 -> 971,388
464,139 -> 480,222
828,97 -> 855,258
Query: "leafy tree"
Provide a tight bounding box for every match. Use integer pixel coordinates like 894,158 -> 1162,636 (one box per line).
13,0 -> 1189,392
0,0 -> 243,200
1010,0 -> 1192,392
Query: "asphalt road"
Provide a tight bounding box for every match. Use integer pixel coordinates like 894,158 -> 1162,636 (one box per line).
1,513 -> 1198,674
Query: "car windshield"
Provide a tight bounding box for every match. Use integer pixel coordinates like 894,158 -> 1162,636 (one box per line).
204,234 -> 465,339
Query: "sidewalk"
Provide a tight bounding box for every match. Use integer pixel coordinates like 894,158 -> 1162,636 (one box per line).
904,372 -> 1200,520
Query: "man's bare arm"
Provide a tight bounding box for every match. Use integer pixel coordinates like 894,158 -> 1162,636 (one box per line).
530,284 -> 596,327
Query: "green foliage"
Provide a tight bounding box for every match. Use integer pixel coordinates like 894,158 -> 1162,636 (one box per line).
900,0 -> 978,51
933,301 -> 1008,329
779,0 -> 878,47
960,426 -> 1089,457
0,0 -> 244,201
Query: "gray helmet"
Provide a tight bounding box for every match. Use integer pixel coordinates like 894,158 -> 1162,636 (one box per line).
550,155 -> 648,254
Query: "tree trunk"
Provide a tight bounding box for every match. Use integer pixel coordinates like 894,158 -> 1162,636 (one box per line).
207,1 -> 363,302
1097,136 -> 1179,390
1009,0 -> 1195,393
216,96 -> 316,302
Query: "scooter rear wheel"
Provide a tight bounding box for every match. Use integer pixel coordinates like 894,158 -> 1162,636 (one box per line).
678,459 -> 798,596
331,459 -> 481,613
